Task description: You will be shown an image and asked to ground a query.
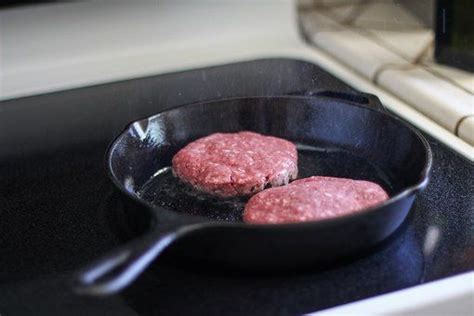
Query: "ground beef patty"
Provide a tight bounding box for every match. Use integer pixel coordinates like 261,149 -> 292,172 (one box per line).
172,131 -> 298,197
244,176 -> 389,224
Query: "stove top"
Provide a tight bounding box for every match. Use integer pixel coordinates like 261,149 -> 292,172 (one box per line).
0,59 -> 472,316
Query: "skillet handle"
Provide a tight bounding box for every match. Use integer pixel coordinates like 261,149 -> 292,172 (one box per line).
73,221 -> 205,296
288,90 -> 386,112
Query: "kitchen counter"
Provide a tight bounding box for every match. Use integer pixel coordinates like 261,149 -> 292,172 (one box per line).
299,0 -> 474,146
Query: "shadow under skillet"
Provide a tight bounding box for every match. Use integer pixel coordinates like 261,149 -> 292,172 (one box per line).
120,215 -> 423,316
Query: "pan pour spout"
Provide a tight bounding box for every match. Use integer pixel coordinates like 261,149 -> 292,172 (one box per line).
73,222 -> 207,296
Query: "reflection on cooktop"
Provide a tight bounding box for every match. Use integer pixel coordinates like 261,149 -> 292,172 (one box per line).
120,222 -> 422,315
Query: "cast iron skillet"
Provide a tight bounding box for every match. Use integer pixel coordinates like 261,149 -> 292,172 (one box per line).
73,92 -> 432,296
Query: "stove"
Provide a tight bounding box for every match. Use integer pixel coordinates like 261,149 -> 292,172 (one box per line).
0,59 -> 472,315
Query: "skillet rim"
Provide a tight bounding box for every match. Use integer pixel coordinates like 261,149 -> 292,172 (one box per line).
105,95 -> 433,230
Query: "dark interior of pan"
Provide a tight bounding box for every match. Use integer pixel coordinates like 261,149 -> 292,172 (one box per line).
107,95 -> 431,271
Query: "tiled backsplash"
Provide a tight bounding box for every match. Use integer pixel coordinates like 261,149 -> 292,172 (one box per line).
299,0 -> 474,146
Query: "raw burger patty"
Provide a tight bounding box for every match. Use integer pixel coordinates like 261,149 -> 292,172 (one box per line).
244,176 -> 389,224
172,131 -> 298,197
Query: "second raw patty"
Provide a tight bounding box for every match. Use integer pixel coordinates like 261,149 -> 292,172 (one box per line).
244,176 -> 389,224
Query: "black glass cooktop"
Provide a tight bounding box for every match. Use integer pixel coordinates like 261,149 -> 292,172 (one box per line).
0,59 -> 472,316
